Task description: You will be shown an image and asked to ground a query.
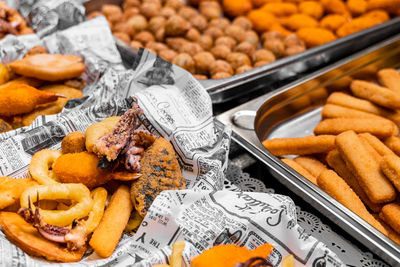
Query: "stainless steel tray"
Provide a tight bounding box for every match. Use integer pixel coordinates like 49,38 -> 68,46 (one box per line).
217,34 -> 400,266
85,0 -> 400,104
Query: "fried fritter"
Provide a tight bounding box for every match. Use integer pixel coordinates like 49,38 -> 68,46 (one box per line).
61,132 -> 86,154
85,116 -> 121,153
130,138 -> 185,217
0,177 -> 38,210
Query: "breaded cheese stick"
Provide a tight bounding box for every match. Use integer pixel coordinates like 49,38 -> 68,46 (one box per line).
378,68 -> 400,94
314,118 -> 395,139
359,133 -> 396,157
281,158 -> 317,185
321,104 -> 390,120
385,136 -> 400,156
380,203 -> 400,234
317,169 -> 388,235
293,156 -> 328,178
350,80 -> 400,109
336,130 -> 396,204
326,149 -> 383,213
381,154 -> 400,192
359,135 -> 382,163
373,214 -> 400,245
262,135 -> 336,156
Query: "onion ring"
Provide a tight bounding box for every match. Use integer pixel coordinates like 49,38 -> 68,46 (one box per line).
85,187 -> 107,234
20,183 -> 93,226
29,149 -> 62,184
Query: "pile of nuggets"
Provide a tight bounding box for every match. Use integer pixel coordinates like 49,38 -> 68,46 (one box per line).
0,46 -> 86,133
263,67 -> 400,246
0,102 -> 185,262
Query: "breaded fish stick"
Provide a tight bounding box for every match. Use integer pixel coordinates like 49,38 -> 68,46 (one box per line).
293,156 -> 328,178
380,203 -> 400,234
317,169 -> 387,235
359,133 -> 396,157
321,104 -> 391,121
385,136 -> 400,156
326,150 -> 383,213
262,135 -> 336,156
350,80 -> 400,109
336,131 -> 396,204
314,118 -> 395,139
359,135 -> 383,163
374,214 -> 400,245
381,155 -> 400,192
378,68 -> 400,94
281,158 -> 317,185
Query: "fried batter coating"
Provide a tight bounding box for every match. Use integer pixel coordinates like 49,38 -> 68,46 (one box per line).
85,116 -> 121,153
293,156 -> 328,178
377,68 -> 400,93
320,14 -> 347,31
53,152 -> 112,188
336,14 -> 388,37
281,158 -> 317,185
385,136 -> 400,156
131,138 -> 185,217
0,119 -> 12,133
298,1 -> 324,19
321,0 -> 350,17
247,10 -> 277,32
350,80 -> 400,109
281,14 -> 318,31
347,0 -> 367,16
0,177 -> 38,210
61,132 -> 86,154
261,2 -> 298,17
296,27 -> 337,48
223,0 -> 253,17
367,0 -> 400,11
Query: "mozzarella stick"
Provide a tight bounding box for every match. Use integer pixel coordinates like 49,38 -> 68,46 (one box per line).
314,118 -> 395,139
317,170 -> 387,235
380,203 -> 400,234
281,158 -> 317,185
326,149 -> 383,213
359,135 -> 382,163
373,214 -> 400,245
262,135 -> 336,156
359,133 -> 396,157
378,68 -> 400,94
321,104 -> 389,120
381,155 -> 400,192
336,131 -> 396,204
293,156 -> 328,178
385,136 -> 400,156
350,80 -> 400,109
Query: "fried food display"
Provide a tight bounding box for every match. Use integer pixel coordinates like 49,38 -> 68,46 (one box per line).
29,149 -> 62,184
0,177 -> 38,209
281,158 -> 317,184
0,2 -> 33,39
61,131 -> 86,154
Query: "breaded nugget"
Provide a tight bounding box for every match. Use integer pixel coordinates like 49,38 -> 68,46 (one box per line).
281,14 -> 319,31
61,132 -> 86,154
261,2 -> 298,17
317,170 -> 387,235
350,80 -> 400,109
223,0 -> 253,17
336,131 -> 396,204
380,203 -> 400,234
381,155 -> 400,192
0,177 -> 38,210
85,116 -> 121,153
131,138 -> 185,217
320,14 -> 347,31
359,133 -> 395,157
262,135 -> 336,156
321,0 -> 350,16
293,156 -> 328,178
385,136 -> 400,156
346,0 -> 367,16
53,151 -> 112,188
281,158 -> 317,185
296,27 -> 336,47
247,10 -> 277,32
378,68 -> 400,94
9,54 -> 85,82
367,0 -> 400,11
337,15 -> 388,37
298,1 -> 324,19
326,150 -> 383,212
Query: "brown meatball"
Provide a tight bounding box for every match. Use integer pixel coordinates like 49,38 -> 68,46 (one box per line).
243,31 -> 259,47
126,15 -> 148,32
285,46 -> 306,56
194,51 -> 215,75
173,53 -> 196,73
211,45 -> 231,60
261,31 -> 284,42
263,39 -> 285,58
209,18 -> 230,30
159,49 -> 178,62
186,28 -> 201,42
140,2 -> 161,18
204,26 -> 224,40
146,41 -> 168,53
254,61 -> 271,67
155,28 -> 165,42
215,36 -> 236,50
236,65 -> 253,74
123,0 -> 140,9
210,60 -> 233,75
178,6 -> 198,20
61,132 -> 86,154
199,1 -> 221,20
134,31 -> 155,45
114,32 -> 131,43
165,0 -> 185,10
160,7 -> 176,18
252,49 -> 276,63
165,15 -> 190,36
225,25 -> 246,43
226,52 -> 251,70
130,41 -> 143,50
148,16 -> 166,34
232,16 -> 252,31
194,74 -> 208,79
166,37 -> 188,51
189,15 -> 208,32
180,42 -> 203,57
234,42 -> 256,57
284,34 -> 305,48
199,35 -> 213,50
113,22 -> 135,38
101,4 -> 123,19
122,7 -> 140,21
212,72 -> 231,79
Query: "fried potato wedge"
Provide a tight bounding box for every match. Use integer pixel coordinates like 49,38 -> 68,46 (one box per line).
0,177 -> 38,210
85,116 -> 121,153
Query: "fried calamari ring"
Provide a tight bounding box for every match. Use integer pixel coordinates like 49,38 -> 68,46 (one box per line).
29,149 -> 62,184
85,187 -> 107,234
20,183 -> 93,226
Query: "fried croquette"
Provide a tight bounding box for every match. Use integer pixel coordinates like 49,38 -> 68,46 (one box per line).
131,137 -> 185,217
85,116 -> 121,153
0,177 -> 38,210
223,0 -> 253,17
53,152 -> 112,188
297,27 -> 337,48
61,132 -> 86,154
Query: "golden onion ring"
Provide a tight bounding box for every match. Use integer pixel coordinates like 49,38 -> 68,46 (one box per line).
29,149 -> 62,184
20,183 -> 93,226
85,187 -> 107,234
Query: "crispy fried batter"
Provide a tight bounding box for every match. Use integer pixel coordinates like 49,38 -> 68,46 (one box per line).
0,118 -> 12,133
85,116 -> 121,153
0,177 -> 38,210
61,132 -> 86,154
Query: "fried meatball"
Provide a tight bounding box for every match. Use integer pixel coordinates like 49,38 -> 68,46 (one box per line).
179,42 -> 203,57
165,0 -> 185,10
209,18 -> 230,30
263,38 -> 285,58
140,2 -> 161,18
204,26 -> 224,40
254,61 -> 271,67
252,49 -> 276,63
126,15 -> 148,31
234,42 -> 256,57
122,7 -> 140,21
225,25 -> 246,43
236,65 -> 253,74
226,52 -> 251,70
212,72 -> 231,79
114,32 -> 131,43
189,14 -> 208,32
173,53 -> 196,73
178,6 -> 198,20
194,52 -> 215,75
160,7 -> 176,18
165,15 -> 190,36
185,28 -> 201,42
61,132 -> 86,154
166,37 -> 189,51
215,36 -> 236,50
199,1 -> 221,20
134,31 -> 155,45
130,41 -> 143,50
210,60 -> 233,76
243,30 -> 259,47
194,74 -> 208,79
261,31 -> 284,42
148,16 -> 166,34
113,22 -> 136,37
232,16 -> 252,31
211,45 -> 231,60
159,49 -> 178,62
146,41 -> 168,53
199,35 -> 213,50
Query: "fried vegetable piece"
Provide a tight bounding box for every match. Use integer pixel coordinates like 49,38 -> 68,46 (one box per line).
61,132 -> 86,154
336,130 -> 396,204
380,203 -> 400,234
53,151 -> 112,188
29,149 -> 62,184
9,54 -> 85,82
281,158 -> 317,185
89,185 -> 133,258
381,155 -> 400,192
0,119 -> 12,133
85,116 -> 121,153
0,212 -> 86,262
385,136 -> 400,156
350,80 -> 400,109
0,177 -> 38,210
296,27 -> 336,47
223,0 -> 253,17
293,156 -> 328,178
131,138 -> 185,217
262,135 -> 336,156
321,104 -> 392,122
0,84 -> 63,117
317,170 -> 388,235
85,187 -> 107,234
377,68 -> 400,94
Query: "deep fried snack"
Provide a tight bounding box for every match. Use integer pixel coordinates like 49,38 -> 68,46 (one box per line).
377,68 -> 400,94
0,63 -> 10,85
293,156 -> 328,178
321,0 -> 350,16
61,132 -> 86,154
336,130 -> 396,204
223,0 -> 253,17
281,158 -> 317,185
326,150 -> 383,213
347,0 -> 367,16
0,118 -> 12,133
9,54 -> 85,82
131,138 -> 185,217
321,104 -> 392,122
374,214 -> 400,245
313,118 -> 396,139
337,14 -> 389,37
85,187 -> 107,234
0,76 -> 44,90
298,1 -> 324,19
89,185 -> 132,258
385,136 -> 400,156
380,203 -> 400,234
359,135 -> 382,163
320,14 -> 347,31
358,133 -> 395,157
20,183 -> 93,226
296,27 -> 336,48
53,152 -> 112,188
262,135 -> 336,156
29,149 -> 62,184
0,177 -> 38,210
381,155 -> 400,192
350,80 -> 400,109
125,211 -> 143,232
0,84 -> 63,117
281,14 -> 318,31
261,3 -> 298,17
85,116 -> 121,153
317,170 -> 387,235
247,10 -> 277,32
0,212 -> 86,262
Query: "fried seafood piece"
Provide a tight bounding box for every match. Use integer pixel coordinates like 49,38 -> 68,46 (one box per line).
380,203 -> 400,234
281,158 -> 317,185
0,212 -> 86,262
350,80 -> 400,109
377,68 -> 400,94
381,155 -> 400,192
61,132 -> 86,154
293,156 -> 328,178
85,116 -> 121,153
0,84 -> 63,117
0,177 -> 38,210
9,54 -> 85,82
131,138 -> 185,217
0,118 -> 12,133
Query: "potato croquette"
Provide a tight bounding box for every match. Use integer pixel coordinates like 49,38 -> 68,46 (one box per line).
247,10 -> 277,32
297,27 -> 337,47
53,152 -> 112,188
347,0 -> 367,16
61,132 -> 86,154
223,0 -> 253,17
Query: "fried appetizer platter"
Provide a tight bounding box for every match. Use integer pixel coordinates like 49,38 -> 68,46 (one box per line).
0,2 -> 33,39
263,68 -> 400,246
0,102 -> 185,262
0,46 -> 85,132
